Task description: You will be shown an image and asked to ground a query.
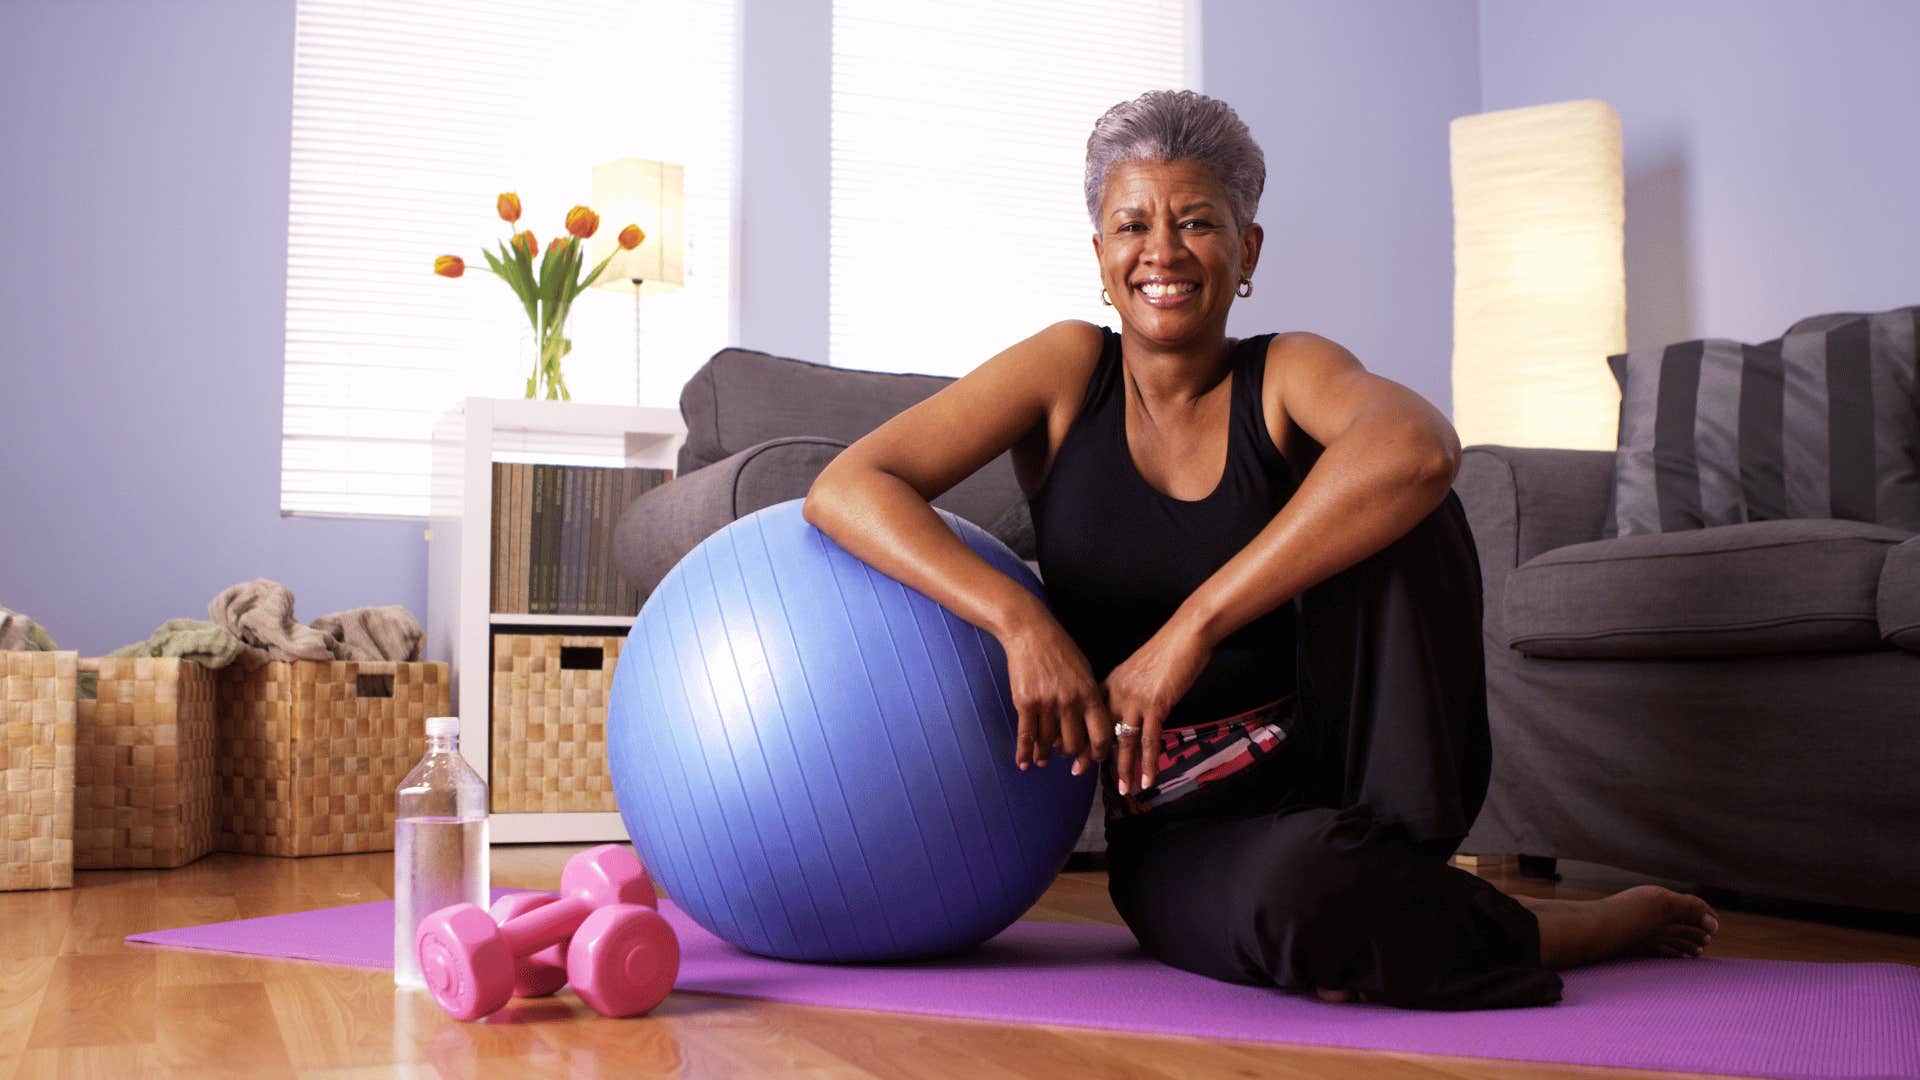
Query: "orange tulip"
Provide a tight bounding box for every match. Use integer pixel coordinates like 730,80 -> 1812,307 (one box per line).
513,231 -> 537,258
547,236 -> 566,255
497,192 -> 522,223
433,255 -> 464,278
618,224 -> 644,250
565,205 -> 600,239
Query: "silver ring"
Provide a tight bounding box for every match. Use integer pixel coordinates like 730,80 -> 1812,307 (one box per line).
1113,721 -> 1138,739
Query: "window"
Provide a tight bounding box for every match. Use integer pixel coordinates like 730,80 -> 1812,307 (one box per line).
282,0 -> 737,518
830,0 -> 1191,376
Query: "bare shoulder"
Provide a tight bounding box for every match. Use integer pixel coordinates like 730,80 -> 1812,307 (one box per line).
826,319 -> 1105,506
1262,330 -> 1457,464
980,318 -> 1104,389
1036,318 -> 1107,410
956,318 -> 1104,439
1258,332 -> 1366,471
1264,331 -> 1366,392
990,319 -> 1105,495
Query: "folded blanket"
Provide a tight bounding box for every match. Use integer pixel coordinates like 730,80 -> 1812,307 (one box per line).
108,618 -> 265,670
209,580 -> 335,662
0,607 -> 59,652
311,605 -> 423,663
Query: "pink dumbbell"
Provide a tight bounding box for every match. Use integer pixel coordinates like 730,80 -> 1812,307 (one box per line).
488,891 -> 569,998
415,844 -> 680,1020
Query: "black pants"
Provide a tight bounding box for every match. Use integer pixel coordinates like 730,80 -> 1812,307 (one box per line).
1105,490 -> 1565,1010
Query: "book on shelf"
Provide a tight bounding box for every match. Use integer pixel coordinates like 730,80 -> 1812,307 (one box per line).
490,464 -> 506,613
586,468 -> 606,620
511,464 -> 530,616
527,465 -> 545,614
560,466 -> 578,613
489,462 -> 673,616
542,463 -> 561,613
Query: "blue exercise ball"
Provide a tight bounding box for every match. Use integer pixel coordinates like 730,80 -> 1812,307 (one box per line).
608,498 -> 1095,962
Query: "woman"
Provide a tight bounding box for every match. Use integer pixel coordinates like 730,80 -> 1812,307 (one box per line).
803,90 -> 1717,1010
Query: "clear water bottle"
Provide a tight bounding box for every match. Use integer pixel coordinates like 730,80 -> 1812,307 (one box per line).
394,715 -> 490,988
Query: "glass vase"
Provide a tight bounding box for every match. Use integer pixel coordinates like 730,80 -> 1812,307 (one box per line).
525,325 -> 574,401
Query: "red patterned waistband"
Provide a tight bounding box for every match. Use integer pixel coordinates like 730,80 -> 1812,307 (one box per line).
1104,694 -> 1300,820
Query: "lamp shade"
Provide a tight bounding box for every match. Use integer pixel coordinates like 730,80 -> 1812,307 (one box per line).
590,158 -> 685,295
1450,100 -> 1625,450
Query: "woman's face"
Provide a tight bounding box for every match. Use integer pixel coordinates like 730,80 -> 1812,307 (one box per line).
1093,158 -> 1261,349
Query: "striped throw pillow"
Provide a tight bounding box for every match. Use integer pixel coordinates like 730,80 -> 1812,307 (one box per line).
1604,305 -> 1920,538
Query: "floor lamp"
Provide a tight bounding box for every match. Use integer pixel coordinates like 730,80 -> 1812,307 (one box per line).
1451,100 -> 1625,450
591,159 -> 686,406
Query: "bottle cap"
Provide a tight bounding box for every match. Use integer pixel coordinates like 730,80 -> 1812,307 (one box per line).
426,716 -> 461,738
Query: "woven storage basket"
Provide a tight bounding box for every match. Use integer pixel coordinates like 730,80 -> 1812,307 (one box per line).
74,657 -> 217,869
215,659 -> 446,857
491,633 -> 620,813
3,651 -> 77,891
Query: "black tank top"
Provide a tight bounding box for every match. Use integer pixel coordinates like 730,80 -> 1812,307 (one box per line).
1028,327 -> 1298,729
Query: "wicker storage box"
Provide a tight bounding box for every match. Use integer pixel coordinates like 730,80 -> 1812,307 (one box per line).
491,633 -> 620,813
215,659 -> 446,857
75,657 -> 217,869
3,651 -> 77,891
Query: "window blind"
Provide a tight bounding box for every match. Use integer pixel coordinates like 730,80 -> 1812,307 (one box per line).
283,0 -> 737,518
829,0 -> 1189,377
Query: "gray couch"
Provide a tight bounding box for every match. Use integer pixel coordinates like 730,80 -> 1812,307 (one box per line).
1454,444 -> 1920,913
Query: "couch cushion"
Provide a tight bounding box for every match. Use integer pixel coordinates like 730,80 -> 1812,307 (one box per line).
612,437 -> 850,596
678,348 -> 957,473
1506,518 -> 1911,659
1602,304 -> 1920,538
1881,536 -> 1920,652
674,346 -> 1024,532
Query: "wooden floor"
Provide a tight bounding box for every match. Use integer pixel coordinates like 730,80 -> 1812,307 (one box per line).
3,847 -> 1915,1079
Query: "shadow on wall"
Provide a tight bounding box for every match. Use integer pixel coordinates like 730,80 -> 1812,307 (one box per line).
1624,145 -> 1693,351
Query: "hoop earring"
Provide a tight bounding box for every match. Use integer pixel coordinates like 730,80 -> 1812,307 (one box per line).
1101,288 -> 1113,306
1236,279 -> 1253,298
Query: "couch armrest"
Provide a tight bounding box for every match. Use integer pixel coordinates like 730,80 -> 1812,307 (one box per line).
1454,445 -> 1614,638
610,436 -> 849,597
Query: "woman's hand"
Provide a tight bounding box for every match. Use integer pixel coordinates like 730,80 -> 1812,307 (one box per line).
1000,614 -> 1114,776
1103,619 -> 1213,796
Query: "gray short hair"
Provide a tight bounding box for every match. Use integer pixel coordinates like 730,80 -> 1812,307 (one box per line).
1084,90 -> 1265,231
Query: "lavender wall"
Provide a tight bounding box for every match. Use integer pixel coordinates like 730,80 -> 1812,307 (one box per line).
0,0 -> 425,656
7,1 -> 1913,654
1204,0 -> 1481,415
1480,0 -> 1920,350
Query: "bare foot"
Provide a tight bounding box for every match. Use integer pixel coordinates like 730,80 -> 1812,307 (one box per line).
1315,986 -> 1372,1004
1518,885 -> 1720,970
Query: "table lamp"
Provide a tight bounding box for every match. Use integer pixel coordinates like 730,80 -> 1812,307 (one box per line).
1451,99 -> 1625,450
591,158 -> 686,404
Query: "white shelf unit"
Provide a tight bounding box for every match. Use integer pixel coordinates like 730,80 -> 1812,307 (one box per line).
487,613 -> 638,628
428,397 -> 686,843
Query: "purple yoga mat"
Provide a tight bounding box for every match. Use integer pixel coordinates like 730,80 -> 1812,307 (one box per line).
128,892 -> 1920,1079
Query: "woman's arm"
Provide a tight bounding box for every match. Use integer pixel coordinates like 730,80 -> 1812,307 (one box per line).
802,319 -> 1115,772
1105,332 -> 1461,793
1178,331 -> 1461,648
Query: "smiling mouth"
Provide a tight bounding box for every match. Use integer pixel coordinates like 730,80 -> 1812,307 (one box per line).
1134,281 -> 1198,298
